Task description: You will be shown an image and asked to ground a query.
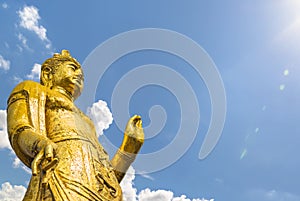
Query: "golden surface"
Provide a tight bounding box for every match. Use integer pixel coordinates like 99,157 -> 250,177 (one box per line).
7,50 -> 144,201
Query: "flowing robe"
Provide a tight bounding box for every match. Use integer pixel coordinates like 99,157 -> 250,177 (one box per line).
7,81 -> 122,201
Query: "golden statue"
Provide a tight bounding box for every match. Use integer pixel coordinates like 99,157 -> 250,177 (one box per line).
6,50 -> 144,201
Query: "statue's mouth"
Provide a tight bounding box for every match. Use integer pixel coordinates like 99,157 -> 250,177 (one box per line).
73,76 -> 83,85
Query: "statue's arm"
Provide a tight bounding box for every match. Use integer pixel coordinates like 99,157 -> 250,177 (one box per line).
7,81 -> 56,170
111,115 -> 144,183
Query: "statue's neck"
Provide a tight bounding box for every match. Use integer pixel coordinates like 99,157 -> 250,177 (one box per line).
51,86 -> 74,102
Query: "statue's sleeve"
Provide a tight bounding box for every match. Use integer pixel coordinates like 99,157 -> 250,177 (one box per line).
7,80 -> 46,168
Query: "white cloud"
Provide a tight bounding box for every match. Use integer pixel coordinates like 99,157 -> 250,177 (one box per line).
246,189 -> 300,201
12,76 -> 23,84
0,110 -> 11,150
140,173 -> 154,181
2,3 -> 8,9
173,196 -> 212,201
87,100 -> 113,137
265,190 -> 300,201
121,166 -> 212,201
45,43 -> 51,49
4,42 -> 9,49
121,166 -> 138,201
12,158 -> 21,168
16,45 -> 23,53
18,6 -> 50,44
12,158 -> 31,174
0,55 -> 10,71
17,33 -> 29,50
138,189 -> 174,201
138,189 -> 212,201
26,63 -> 41,80
0,182 -> 26,201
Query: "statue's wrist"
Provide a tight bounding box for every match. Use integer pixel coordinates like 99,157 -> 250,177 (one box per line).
124,132 -> 144,144
116,149 -> 136,163
120,134 -> 143,153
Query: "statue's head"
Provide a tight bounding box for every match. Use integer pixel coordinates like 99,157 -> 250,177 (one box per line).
40,50 -> 84,100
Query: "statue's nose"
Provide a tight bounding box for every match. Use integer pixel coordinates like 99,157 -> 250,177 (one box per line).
75,70 -> 84,81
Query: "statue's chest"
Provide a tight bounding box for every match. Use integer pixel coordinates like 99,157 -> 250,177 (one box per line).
44,91 -> 95,136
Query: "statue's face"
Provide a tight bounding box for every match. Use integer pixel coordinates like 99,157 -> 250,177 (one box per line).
52,61 -> 84,100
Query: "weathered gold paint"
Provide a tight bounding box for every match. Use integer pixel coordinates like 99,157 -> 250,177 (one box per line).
7,50 -> 144,201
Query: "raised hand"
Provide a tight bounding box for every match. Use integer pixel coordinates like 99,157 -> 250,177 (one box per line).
124,115 -> 144,143
111,115 -> 145,182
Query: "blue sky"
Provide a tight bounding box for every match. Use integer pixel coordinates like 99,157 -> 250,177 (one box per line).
0,1 -> 300,201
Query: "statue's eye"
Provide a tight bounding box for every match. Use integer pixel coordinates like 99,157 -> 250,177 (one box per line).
69,64 -> 77,71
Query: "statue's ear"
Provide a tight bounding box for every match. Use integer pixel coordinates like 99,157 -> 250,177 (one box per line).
40,66 -> 53,87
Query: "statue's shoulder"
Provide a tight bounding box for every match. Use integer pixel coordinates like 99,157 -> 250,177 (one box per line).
8,80 -> 48,106
10,80 -> 47,97
11,80 -> 45,92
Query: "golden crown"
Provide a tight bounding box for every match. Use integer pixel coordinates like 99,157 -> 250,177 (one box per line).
52,50 -> 81,66
41,50 -> 81,71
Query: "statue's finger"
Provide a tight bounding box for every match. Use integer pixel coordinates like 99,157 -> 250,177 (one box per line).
42,158 -> 59,171
136,119 -> 143,128
31,149 -> 44,176
45,144 -> 53,161
131,115 -> 141,121
130,115 -> 138,121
